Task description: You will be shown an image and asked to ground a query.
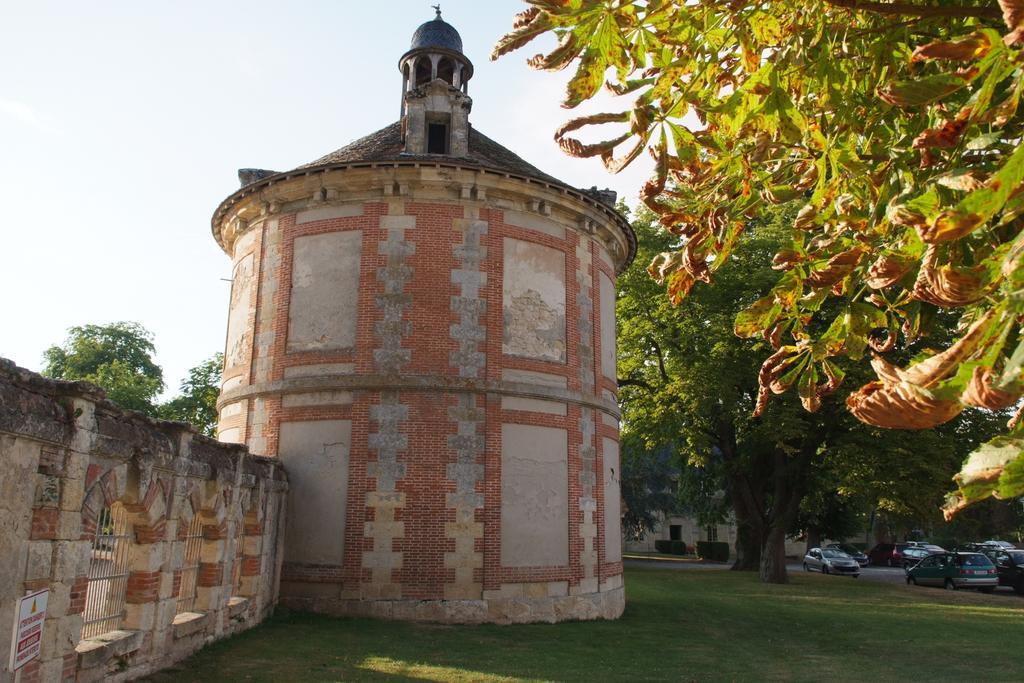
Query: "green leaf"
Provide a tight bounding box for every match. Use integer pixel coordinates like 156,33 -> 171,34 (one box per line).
877,73 -> 968,108
960,437 -> 1022,485
563,48 -> 607,108
965,131 -> 1001,150
775,354 -> 809,392
735,295 -> 781,338
997,453 -> 1024,499
932,143 -> 1024,239
749,11 -> 782,45
798,362 -> 818,408
999,337 -> 1024,388
949,436 -> 1024,513
889,186 -> 942,227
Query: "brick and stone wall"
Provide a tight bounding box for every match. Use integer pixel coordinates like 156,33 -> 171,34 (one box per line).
0,359 -> 287,682
212,162 -> 629,623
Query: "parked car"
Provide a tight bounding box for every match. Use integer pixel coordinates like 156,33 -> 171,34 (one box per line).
905,552 -> 998,591
962,542 -> 991,552
826,543 -> 869,567
987,549 -> 1024,594
900,546 -> 933,568
981,540 -> 1017,550
804,548 -> 861,577
868,542 -> 913,567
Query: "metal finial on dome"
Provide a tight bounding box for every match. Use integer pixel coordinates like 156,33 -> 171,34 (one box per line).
432,4 -> 441,18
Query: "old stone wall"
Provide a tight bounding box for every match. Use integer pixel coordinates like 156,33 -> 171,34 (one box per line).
0,359 -> 287,682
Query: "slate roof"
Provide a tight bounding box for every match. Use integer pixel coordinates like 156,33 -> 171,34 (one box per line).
298,121 -> 564,186
216,124 -> 636,270
409,16 -> 463,53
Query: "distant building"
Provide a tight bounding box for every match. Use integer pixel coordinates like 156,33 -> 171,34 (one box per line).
626,514 -> 810,559
626,514 -> 738,554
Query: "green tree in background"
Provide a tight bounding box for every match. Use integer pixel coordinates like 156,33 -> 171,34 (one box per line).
620,437 -> 679,540
159,353 -> 223,437
42,322 -> 222,436
615,207 -> 1003,581
43,322 -> 164,415
496,0 -> 1024,515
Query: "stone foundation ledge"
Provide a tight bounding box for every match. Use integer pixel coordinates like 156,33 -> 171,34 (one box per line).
280,586 -> 624,625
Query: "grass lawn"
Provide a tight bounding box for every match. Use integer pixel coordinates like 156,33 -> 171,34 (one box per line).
147,567 -> 1024,682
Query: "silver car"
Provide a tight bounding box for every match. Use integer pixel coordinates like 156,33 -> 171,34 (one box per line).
803,548 -> 861,577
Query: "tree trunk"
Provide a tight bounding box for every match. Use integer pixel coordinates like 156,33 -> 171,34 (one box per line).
760,523 -> 789,583
732,521 -> 762,571
805,528 -> 821,555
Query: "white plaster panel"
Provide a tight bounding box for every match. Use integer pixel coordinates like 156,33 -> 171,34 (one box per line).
295,204 -> 363,224
503,210 -> 566,240
501,397 -> 567,416
596,244 -> 614,270
500,369 -> 567,389
502,238 -> 566,362
601,411 -> 618,429
278,420 -> 351,565
232,229 -> 257,260
225,253 -> 255,369
221,375 -> 244,392
220,402 -> 243,419
602,437 -> 622,563
281,391 -> 353,408
501,424 -> 568,567
287,231 -> 362,352
218,428 -> 241,444
283,363 -> 356,379
599,272 -> 617,380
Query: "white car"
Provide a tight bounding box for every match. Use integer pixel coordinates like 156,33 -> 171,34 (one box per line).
803,548 -> 861,577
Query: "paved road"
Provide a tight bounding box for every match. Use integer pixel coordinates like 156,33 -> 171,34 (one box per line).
624,558 -> 1024,598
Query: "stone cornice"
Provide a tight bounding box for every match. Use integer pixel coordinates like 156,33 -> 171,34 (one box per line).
211,160 -> 637,273
217,373 -> 620,419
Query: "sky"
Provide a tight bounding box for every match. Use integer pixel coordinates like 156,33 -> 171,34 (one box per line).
0,1 -> 653,397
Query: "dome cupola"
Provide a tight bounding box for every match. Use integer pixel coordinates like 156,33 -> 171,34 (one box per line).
398,7 -> 473,156
409,10 -> 464,53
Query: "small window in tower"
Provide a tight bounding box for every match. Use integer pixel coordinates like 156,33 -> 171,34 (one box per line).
428,123 -> 448,154
415,60 -> 431,87
437,58 -> 454,85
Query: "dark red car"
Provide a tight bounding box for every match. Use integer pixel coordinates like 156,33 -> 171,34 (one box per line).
868,542 -> 913,567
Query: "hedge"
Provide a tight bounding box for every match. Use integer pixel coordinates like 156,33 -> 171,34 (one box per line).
697,541 -> 730,562
655,540 -> 691,555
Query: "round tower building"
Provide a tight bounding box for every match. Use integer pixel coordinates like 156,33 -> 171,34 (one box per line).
211,12 -> 635,623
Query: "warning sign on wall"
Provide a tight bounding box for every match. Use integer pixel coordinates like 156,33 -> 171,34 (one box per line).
9,589 -> 47,671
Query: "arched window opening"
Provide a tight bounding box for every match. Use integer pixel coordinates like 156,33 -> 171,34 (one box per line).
414,59 -> 431,88
437,58 -> 454,86
176,513 -> 204,613
82,503 -> 131,639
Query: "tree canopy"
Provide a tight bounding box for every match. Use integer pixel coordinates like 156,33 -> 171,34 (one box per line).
495,0 -> 1024,516
43,322 -> 221,435
615,206 -> 1004,580
43,321 -> 164,414
158,353 -> 223,436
